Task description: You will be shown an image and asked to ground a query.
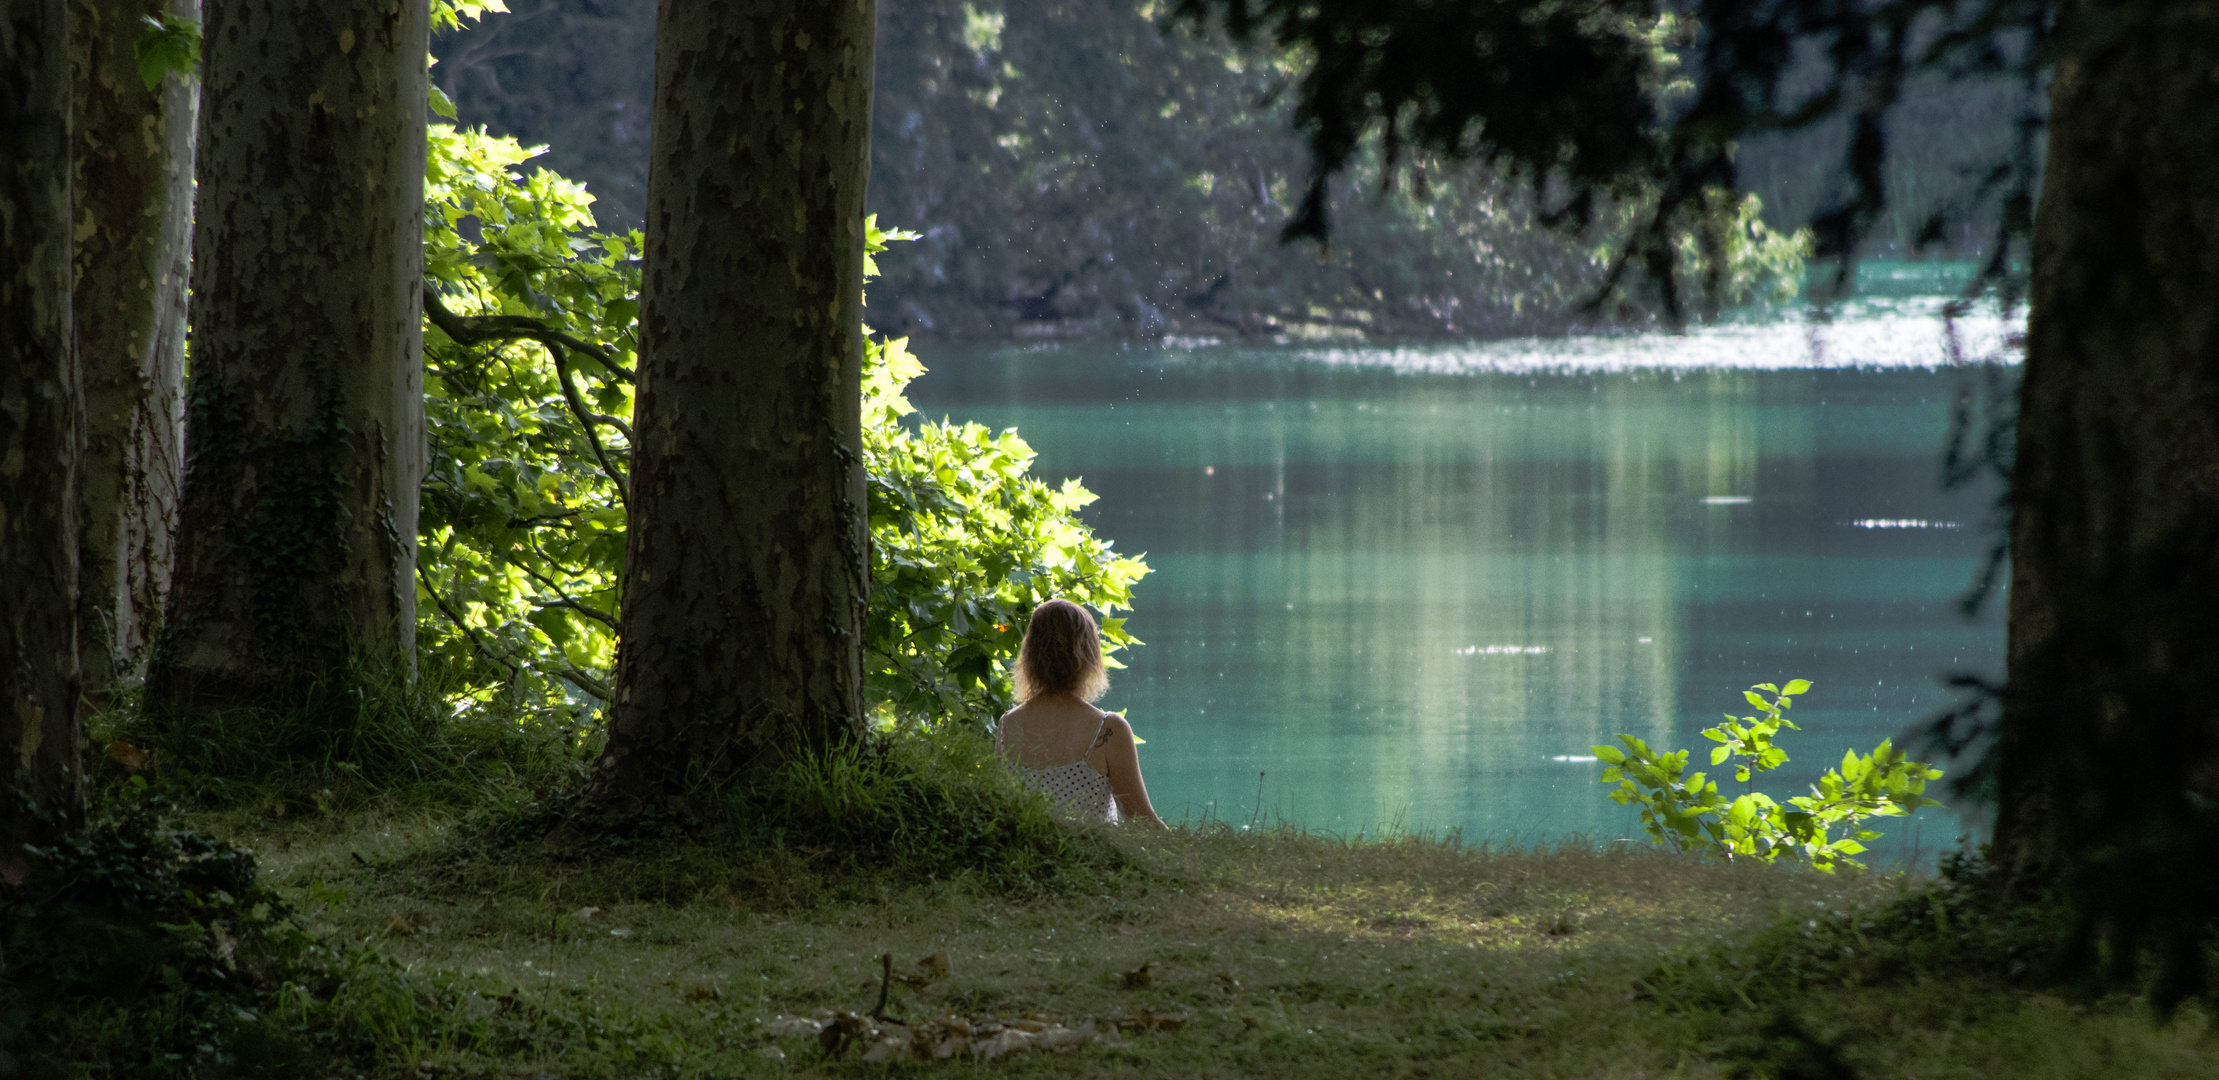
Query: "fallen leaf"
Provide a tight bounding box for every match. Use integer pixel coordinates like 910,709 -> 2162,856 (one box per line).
755,1045 -> 786,1061
684,981 -> 720,1002
1114,922 -> 1140,937
1213,972 -> 1241,991
386,914 -> 414,936
571,906 -> 601,921
973,1028 -> 1034,1060
106,740 -> 154,773
917,950 -> 950,980
1122,961 -> 1155,988
763,1015 -> 825,1037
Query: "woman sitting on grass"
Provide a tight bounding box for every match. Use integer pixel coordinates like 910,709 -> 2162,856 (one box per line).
994,599 -> 1166,827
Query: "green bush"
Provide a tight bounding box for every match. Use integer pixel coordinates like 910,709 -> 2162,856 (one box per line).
1595,680 -> 1944,872
418,122 -> 1149,732
0,784 -> 571,1077
0,789 -> 320,1076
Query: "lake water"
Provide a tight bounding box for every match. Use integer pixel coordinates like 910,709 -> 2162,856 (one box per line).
909,269 -> 2019,863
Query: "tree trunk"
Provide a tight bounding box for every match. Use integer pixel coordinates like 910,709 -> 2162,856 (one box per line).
1995,0 -> 2219,953
146,0 -> 428,712
583,0 -> 878,811
71,0 -> 197,698
1,0 -> 87,877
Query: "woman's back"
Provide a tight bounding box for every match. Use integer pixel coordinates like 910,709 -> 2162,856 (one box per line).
996,700 -> 1120,822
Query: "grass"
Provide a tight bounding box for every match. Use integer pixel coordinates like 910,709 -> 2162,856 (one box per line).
172,803 -> 2215,1080
53,708 -> 2216,1078
95,662 -> 600,811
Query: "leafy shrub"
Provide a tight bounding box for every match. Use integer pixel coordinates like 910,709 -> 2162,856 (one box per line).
0,785 -> 563,1077
862,336 -> 1148,723
1594,680 -> 1944,872
417,124 -> 1149,731
0,788 -> 320,1076
417,122 -> 639,723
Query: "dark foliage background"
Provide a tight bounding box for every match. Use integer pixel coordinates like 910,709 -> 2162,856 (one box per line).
432,0 -> 2017,341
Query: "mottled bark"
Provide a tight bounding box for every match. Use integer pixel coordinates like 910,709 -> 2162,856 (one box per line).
1995,1 -> 2219,928
146,0 -> 427,711
2,0 -> 88,874
71,0 -> 196,696
584,0 -> 877,808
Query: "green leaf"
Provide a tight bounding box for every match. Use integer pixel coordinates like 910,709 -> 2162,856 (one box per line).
430,84 -> 459,119
1783,678 -> 1812,695
134,15 -> 202,92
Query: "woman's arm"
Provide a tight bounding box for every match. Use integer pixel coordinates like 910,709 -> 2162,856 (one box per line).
1098,714 -> 1167,828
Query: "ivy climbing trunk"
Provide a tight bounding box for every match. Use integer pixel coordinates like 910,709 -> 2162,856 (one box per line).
1,0 -> 88,874
146,0 -> 428,712
1993,0 -> 2219,964
71,0 -> 197,697
581,0 -> 878,811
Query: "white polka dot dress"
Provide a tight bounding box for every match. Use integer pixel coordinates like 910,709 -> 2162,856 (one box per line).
1008,717 -> 1120,823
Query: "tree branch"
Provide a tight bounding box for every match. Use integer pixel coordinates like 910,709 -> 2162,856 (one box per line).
417,564 -> 521,678
538,662 -> 614,703
530,591 -> 621,632
423,286 -> 638,382
547,341 -> 631,507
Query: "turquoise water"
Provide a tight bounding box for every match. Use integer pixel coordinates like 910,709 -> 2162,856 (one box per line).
910,285 -> 2017,862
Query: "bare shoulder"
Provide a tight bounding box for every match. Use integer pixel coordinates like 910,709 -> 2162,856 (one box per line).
1094,712 -> 1133,747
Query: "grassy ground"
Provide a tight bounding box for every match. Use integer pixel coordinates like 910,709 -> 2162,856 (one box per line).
190,805 -> 2214,1080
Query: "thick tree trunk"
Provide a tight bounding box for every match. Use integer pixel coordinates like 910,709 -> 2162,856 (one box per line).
1995,1 -> 2219,931
584,0 -> 878,810
1,0 -> 88,876
146,0 -> 428,712
71,0 -> 197,697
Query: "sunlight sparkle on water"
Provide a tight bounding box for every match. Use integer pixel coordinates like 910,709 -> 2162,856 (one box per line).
1275,298 -> 2022,375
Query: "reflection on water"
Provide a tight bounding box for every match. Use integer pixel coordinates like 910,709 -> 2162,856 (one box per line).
908,286 -> 2016,862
